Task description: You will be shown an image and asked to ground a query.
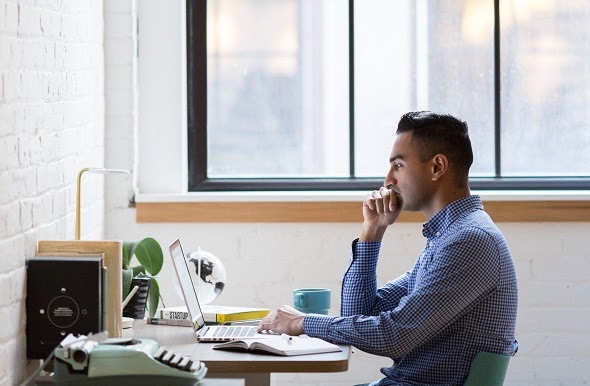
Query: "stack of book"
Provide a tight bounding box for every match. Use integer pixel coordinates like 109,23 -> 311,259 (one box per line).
147,305 -> 270,327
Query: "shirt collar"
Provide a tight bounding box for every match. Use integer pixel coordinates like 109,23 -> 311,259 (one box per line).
422,195 -> 483,238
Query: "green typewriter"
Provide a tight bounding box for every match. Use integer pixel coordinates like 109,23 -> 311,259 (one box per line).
52,333 -> 207,385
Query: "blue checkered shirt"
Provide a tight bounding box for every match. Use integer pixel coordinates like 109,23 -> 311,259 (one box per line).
303,195 -> 518,385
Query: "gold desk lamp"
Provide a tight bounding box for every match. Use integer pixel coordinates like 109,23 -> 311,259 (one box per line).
36,167 -> 131,337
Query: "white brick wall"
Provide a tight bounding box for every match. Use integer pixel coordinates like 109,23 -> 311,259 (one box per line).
0,0 -> 105,384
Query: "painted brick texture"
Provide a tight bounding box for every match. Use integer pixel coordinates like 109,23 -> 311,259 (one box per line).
0,0 -> 105,384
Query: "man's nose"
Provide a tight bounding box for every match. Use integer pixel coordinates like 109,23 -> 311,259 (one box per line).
383,175 -> 396,189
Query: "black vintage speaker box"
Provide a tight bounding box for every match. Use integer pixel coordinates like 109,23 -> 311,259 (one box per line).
26,257 -> 104,359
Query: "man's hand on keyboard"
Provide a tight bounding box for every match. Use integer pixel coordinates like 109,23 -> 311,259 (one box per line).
257,305 -> 305,335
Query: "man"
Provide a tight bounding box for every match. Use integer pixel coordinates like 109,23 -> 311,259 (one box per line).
258,111 -> 518,385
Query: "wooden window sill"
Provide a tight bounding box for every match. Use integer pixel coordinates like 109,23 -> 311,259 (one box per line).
136,200 -> 590,223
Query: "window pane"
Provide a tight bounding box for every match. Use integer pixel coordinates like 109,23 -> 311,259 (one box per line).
501,0 -> 590,176
206,0 -> 349,178
354,0 -> 495,177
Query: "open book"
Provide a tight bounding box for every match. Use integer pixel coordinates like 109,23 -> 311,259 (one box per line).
213,335 -> 341,356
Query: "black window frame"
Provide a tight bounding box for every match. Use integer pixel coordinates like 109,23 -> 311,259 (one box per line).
187,0 -> 590,192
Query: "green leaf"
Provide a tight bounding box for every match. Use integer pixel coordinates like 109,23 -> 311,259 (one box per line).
122,237 -> 165,318
131,266 -> 146,277
146,278 -> 160,317
123,241 -> 141,267
133,237 -> 164,276
122,268 -> 133,300
122,244 -> 130,270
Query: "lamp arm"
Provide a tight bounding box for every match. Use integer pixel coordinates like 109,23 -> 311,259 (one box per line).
75,167 -> 129,240
75,168 -> 90,240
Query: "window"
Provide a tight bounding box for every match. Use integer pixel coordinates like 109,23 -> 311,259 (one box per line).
187,0 -> 590,191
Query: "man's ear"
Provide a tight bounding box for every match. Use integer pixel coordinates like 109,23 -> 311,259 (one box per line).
431,154 -> 448,181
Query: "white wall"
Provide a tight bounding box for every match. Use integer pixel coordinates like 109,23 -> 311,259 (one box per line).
103,0 -> 136,214
103,2 -> 590,385
104,220 -> 590,386
135,0 -> 185,194
0,0 -> 106,384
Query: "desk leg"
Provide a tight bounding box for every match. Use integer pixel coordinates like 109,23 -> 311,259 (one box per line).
206,372 -> 270,386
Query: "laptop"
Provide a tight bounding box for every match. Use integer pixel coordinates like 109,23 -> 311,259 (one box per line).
169,239 -> 278,342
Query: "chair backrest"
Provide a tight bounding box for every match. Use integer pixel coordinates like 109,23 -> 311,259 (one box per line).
463,351 -> 511,386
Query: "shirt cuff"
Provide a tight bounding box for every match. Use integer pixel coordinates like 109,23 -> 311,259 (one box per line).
302,314 -> 337,339
352,238 -> 381,257
347,238 -> 381,273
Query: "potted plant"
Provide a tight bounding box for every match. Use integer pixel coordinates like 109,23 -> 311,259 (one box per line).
122,237 -> 163,318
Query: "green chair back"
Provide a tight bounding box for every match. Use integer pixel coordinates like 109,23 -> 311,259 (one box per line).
463,351 -> 511,386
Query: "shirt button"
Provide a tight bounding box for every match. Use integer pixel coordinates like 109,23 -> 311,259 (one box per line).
429,242 -> 434,247
435,232 -> 440,237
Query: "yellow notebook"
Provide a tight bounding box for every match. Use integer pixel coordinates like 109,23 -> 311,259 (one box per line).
202,305 -> 270,323
158,305 -> 269,324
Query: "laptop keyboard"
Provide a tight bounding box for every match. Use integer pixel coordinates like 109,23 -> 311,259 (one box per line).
212,326 -> 257,338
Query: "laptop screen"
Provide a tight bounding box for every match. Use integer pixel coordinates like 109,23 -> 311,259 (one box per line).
169,239 -> 205,330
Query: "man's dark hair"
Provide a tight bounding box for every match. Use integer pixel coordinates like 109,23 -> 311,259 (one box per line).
396,111 -> 473,180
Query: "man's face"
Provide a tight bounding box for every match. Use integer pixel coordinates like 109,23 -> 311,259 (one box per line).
383,132 -> 434,212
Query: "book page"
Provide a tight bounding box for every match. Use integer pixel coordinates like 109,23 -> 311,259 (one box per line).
215,336 -> 341,356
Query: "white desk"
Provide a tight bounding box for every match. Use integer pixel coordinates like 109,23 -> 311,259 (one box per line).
125,320 -> 351,386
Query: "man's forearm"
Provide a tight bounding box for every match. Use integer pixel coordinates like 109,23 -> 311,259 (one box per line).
359,223 -> 388,242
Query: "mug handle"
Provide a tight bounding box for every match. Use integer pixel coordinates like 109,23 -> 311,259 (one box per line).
294,293 -> 306,308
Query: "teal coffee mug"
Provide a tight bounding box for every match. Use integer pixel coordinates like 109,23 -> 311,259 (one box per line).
293,288 -> 331,314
